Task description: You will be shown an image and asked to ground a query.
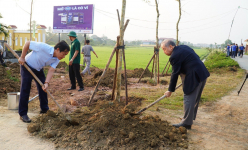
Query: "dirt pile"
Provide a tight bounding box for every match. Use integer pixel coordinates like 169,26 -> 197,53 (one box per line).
84,68 -> 124,88
141,78 -> 168,86
56,61 -> 68,69
8,63 -> 20,78
0,64 -> 21,99
28,98 -> 188,149
127,68 -> 151,78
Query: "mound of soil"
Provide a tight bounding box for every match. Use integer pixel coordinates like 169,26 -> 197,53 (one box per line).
8,63 -> 21,78
29,98 -> 188,149
0,78 -> 20,99
84,68 -> 125,88
56,61 -> 68,69
141,78 -> 168,86
127,68 -> 151,78
0,64 -> 21,99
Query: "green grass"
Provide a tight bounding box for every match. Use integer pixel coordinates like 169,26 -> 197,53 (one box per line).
61,46 -> 208,73
204,51 -> 239,71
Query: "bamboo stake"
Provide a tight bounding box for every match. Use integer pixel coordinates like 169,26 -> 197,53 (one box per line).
122,40 -> 128,105
157,49 -> 159,84
115,0 -> 126,102
165,64 -> 171,75
111,36 -> 120,100
151,55 -> 155,79
162,60 -> 169,75
88,44 -> 118,105
137,53 -> 156,83
117,9 -> 120,26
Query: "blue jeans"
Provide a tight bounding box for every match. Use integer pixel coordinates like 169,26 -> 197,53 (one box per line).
232,51 -> 236,58
227,51 -> 230,56
19,65 -> 48,116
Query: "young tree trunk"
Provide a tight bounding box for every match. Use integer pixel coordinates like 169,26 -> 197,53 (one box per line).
30,0 -> 33,41
154,0 -> 160,84
176,0 -> 181,46
115,0 -> 126,102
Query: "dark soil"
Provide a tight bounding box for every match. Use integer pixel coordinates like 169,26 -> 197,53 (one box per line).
84,68 -> 125,88
28,97 -> 188,150
0,64 -> 21,99
127,68 -> 151,78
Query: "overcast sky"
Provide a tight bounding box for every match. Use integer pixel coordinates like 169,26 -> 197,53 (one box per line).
0,0 -> 248,44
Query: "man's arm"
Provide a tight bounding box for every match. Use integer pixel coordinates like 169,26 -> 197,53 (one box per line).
69,50 -> 79,65
81,46 -> 84,54
18,41 -> 30,65
164,57 -> 182,97
93,51 -> 98,58
42,67 -> 55,91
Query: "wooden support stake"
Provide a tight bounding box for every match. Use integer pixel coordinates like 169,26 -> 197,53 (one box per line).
111,36 -> 120,100
117,9 -> 121,26
137,52 -> 156,83
151,54 -> 155,79
165,64 -> 171,75
115,0 -> 126,102
88,44 -> 119,105
122,40 -> 128,105
157,50 -> 159,84
162,60 -> 169,75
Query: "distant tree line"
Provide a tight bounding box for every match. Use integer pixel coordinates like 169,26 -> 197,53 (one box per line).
45,32 -> 142,47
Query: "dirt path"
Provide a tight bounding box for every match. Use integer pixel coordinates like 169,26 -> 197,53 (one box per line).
0,107 -> 54,150
188,79 -> 248,150
146,76 -> 248,150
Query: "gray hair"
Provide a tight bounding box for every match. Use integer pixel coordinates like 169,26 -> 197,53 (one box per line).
161,39 -> 176,48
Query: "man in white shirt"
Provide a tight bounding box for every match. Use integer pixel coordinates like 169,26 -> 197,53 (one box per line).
18,40 -> 70,123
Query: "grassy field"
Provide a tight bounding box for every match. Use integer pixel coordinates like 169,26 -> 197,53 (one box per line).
61,46 -> 208,72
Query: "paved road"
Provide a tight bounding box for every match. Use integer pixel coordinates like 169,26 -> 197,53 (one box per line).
232,55 -> 248,70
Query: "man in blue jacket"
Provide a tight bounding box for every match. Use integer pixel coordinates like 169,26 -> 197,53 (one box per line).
161,40 -> 210,129
239,43 -> 245,58
231,43 -> 236,58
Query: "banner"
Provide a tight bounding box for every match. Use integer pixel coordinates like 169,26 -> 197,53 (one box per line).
53,4 -> 94,34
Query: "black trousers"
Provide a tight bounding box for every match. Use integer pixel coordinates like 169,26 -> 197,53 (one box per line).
0,53 -> 4,64
19,65 -> 48,116
69,63 -> 84,88
240,50 -> 244,57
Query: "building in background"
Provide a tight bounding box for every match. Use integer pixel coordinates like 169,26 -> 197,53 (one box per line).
245,39 -> 248,53
140,38 -> 176,47
0,25 -> 46,50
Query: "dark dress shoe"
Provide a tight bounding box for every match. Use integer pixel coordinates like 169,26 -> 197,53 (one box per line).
173,123 -> 191,129
67,87 -> 76,90
78,87 -> 84,91
40,110 -> 48,114
20,115 -> 31,123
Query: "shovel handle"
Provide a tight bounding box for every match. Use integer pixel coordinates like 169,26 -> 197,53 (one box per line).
135,83 -> 183,115
136,95 -> 166,114
4,43 -> 70,120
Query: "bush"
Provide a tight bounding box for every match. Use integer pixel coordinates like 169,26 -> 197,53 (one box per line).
204,51 -> 239,71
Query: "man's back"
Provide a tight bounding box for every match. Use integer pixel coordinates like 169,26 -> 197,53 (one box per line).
169,45 -> 210,94
82,45 -> 94,56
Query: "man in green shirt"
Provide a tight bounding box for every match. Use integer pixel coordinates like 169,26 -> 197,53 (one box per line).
67,31 -> 84,91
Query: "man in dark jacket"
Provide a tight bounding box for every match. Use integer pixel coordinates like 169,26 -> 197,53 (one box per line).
161,40 -> 210,129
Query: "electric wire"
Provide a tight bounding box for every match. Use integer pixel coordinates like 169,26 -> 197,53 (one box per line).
95,8 -> 237,24
95,9 -> 235,31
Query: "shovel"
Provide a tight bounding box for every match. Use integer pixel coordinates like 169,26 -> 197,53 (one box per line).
130,83 -> 182,116
4,43 -> 78,125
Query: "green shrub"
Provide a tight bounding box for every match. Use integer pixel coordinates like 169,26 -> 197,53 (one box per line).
204,51 -> 239,71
